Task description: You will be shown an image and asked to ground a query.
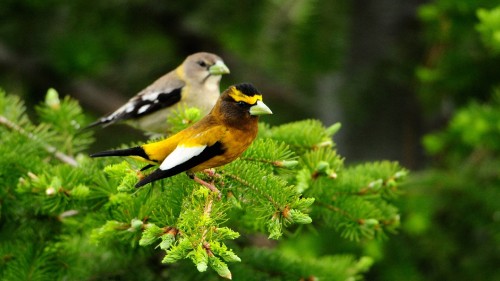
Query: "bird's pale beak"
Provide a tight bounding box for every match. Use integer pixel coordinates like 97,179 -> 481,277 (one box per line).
249,100 -> 273,115
209,60 -> 230,75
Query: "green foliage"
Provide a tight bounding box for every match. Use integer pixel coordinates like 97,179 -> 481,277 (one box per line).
367,6 -> 500,279
35,88 -> 93,154
165,106 -> 203,133
416,0 -> 500,111
0,88 -> 97,281
233,248 -> 373,281
0,89 -> 406,280
423,89 -> 500,163
372,96 -> 500,280
477,6 -> 500,53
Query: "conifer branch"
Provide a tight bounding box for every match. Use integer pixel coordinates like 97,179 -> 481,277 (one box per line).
315,200 -> 356,221
223,172 -> 280,210
239,157 -> 297,168
201,196 -> 214,243
0,115 -> 78,167
239,157 -> 280,166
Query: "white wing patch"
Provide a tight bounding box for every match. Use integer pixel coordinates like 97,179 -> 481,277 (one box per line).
137,104 -> 150,115
159,145 -> 207,171
125,105 -> 135,113
143,91 -> 162,101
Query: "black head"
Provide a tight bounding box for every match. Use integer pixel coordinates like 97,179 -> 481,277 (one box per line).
234,83 -> 260,97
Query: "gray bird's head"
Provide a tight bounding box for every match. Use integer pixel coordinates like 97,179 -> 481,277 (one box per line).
181,52 -> 230,85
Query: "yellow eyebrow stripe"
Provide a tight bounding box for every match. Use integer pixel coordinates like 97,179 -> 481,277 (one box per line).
229,86 -> 262,104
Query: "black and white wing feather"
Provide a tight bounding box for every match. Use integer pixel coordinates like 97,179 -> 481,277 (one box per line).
87,78 -> 184,128
135,142 -> 225,188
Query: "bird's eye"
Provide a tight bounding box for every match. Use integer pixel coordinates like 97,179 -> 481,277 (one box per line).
237,101 -> 247,107
197,60 -> 207,67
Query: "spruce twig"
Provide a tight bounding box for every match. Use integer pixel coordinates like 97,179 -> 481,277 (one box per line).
315,200 -> 356,221
201,196 -> 214,243
0,115 -> 78,167
223,172 -> 280,210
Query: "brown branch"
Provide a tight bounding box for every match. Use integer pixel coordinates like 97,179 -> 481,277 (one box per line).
0,115 -> 78,167
314,200 -> 357,222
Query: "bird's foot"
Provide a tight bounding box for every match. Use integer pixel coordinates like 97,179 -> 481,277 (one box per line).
202,168 -> 220,178
192,175 -> 221,199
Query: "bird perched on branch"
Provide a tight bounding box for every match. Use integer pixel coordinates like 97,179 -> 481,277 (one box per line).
87,52 -> 230,134
91,83 -> 272,192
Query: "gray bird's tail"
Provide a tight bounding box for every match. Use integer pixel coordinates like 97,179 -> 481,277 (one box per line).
90,146 -> 148,159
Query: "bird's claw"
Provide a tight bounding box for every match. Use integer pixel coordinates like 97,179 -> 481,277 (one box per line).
193,175 -> 221,199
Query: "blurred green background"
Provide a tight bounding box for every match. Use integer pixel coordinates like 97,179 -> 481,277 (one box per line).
1,0 -> 499,280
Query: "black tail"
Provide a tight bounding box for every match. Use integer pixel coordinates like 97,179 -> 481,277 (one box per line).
84,119 -> 105,130
83,117 -> 114,130
90,146 -> 148,159
135,168 -> 182,188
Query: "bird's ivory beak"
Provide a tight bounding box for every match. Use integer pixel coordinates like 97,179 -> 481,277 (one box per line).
209,60 -> 230,75
249,100 -> 273,115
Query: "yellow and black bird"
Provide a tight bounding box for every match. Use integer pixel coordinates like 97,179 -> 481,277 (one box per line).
90,83 -> 272,190
87,52 -> 230,134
